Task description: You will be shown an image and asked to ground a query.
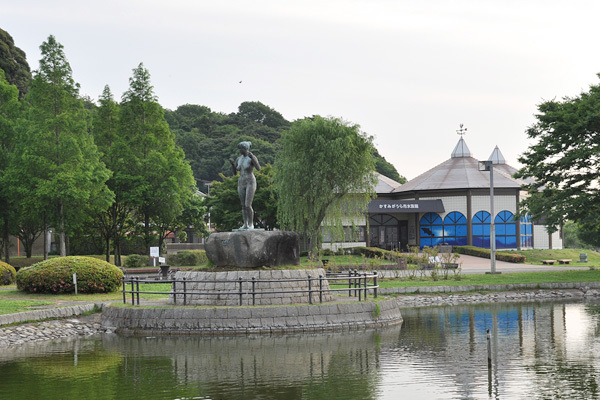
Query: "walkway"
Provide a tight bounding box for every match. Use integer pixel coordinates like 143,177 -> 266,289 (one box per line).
457,254 -> 589,274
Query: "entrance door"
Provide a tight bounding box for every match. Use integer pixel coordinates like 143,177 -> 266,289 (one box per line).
398,220 -> 408,251
368,214 -> 400,250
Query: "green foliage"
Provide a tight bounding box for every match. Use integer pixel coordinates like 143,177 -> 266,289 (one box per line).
373,148 -> 405,183
167,250 -> 208,266
123,254 -> 150,269
454,246 -> 526,263
516,74 -> 600,233
0,28 -> 31,98
16,256 -> 123,294
15,35 -> 113,256
206,165 -> 278,231
0,260 -> 16,285
275,116 -> 376,257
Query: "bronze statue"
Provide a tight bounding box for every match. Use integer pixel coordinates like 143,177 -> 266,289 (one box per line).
229,141 -> 261,230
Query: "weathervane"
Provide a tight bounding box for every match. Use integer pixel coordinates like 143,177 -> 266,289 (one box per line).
456,123 -> 467,136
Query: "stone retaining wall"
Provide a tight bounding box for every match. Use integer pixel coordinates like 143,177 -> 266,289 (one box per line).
172,269 -> 334,306
0,304 -> 100,327
101,298 -> 401,334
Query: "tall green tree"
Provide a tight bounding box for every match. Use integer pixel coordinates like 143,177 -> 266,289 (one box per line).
275,116 -> 376,257
516,74 -> 600,233
16,35 -> 113,257
0,68 -> 20,262
119,63 -> 196,256
0,28 -> 31,98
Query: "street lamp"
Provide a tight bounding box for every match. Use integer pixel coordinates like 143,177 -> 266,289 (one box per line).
478,160 -> 500,274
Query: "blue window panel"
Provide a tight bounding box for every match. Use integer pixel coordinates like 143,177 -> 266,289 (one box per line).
431,226 -> 444,237
456,225 -> 468,236
496,237 -> 507,248
420,212 -> 442,225
421,238 -> 433,247
444,211 -> 466,224
421,228 -> 435,237
473,225 -> 484,236
496,211 -> 515,224
505,235 -> 517,248
505,224 -> 516,235
526,225 -> 532,235
430,237 -> 444,246
445,226 -> 456,237
496,224 -> 506,236
473,237 -> 490,248
446,236 -> 468,246
474,211 -> 491,224
483,225 -> 490,236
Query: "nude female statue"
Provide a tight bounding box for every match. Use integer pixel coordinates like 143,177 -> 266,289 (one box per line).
229,141 -> 261,230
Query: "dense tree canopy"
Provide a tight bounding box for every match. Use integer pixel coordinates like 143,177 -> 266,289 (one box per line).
16,35 -> 113,257
0,28 -> 31,98
275,116 -> 376,256
516,74 -> 600,234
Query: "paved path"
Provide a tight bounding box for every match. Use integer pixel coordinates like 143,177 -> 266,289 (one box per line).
456,254 -> 590,274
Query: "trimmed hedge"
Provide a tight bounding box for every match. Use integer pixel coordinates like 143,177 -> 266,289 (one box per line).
348,247 -> 422,264
0,261 -> 17,285
16,256 -> 124,294
167,250 -> 208,266
123,254 -> 150,269
454,246 -> 526,263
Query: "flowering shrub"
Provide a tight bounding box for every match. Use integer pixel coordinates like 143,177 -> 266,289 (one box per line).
16,256 -> 124,294
0,261 -> 16,285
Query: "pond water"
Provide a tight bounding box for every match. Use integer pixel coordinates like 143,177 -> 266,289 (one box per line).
2,300 -> 600,399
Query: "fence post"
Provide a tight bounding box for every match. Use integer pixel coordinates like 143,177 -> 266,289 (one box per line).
363,273 -> 367,300
354,269 -> 359,297
319,275 -> 323,303
308,274 -> 312,304
373,271 -> 378,298
122,279 -> 126,304
183,277 -> 187,306
252,277 -> 256,306
136,277 -> 140,305
348,270 -> 353,296
173,278 -> 177,305
130,279 -> 135,305
239,277 -> 243,306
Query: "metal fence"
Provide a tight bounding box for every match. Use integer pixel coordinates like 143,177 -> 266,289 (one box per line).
121,270 -> 378,306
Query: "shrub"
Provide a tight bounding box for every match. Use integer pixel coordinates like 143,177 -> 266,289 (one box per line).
454,246 -> 526,263
0,261 -> 17,285
123,254 -> 150,269
16,256 -> 124,294
168,250 -> 208,266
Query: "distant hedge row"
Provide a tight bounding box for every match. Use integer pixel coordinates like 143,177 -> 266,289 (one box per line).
453,246 -> 526,263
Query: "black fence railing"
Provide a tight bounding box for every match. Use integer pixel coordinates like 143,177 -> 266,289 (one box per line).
121,270 -> 378,306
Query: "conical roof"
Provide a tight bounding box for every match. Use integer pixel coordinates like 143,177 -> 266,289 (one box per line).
393,140 -> 529,193
488,145 -> 506,164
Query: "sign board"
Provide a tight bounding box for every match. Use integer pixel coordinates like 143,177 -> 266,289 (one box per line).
150,247 -> 160,257
158,257 -> 166,264
72,273 -> 77,285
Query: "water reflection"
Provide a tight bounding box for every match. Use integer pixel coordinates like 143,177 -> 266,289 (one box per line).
2,300 -> 600,399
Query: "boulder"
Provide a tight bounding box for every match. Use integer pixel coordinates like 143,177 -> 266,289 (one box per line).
205,230 -> 300,268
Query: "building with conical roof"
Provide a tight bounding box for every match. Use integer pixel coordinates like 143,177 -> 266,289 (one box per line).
327,135 -> 561,251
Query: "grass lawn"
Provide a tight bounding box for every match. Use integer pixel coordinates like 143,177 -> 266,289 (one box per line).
378,269 -> 600,288
503,248 -> 600,265
0,299 -> 55,315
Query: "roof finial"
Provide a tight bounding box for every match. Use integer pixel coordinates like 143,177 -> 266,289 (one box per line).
456,123 -> 467,137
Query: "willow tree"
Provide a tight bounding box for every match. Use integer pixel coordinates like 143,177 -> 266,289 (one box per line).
275,116 -> 376,257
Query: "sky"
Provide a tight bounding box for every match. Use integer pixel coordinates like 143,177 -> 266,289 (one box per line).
3,0 -> 600,180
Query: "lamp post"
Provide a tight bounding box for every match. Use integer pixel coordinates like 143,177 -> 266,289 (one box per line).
479,160 -> 499,274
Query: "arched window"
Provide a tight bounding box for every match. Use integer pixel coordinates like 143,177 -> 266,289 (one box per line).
473,211 -> 491,248
419,212 -> 443,248
442,211 -> 468,246
495,211 -> 517,248
520,214 -> 533,248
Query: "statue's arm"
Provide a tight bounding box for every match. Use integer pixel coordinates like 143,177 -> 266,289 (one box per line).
229,158 -> 237,175
248,152 -> 261,171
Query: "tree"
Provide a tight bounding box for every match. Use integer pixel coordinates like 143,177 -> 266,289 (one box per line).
275,116 -> 376,257
119,63 -> 196,256
16,35 -> 113,257
205,165 -> 278,231
0,68 -> 20,262
516,74 -> 600,233
0,28 -> 31,98
374,149 -> 405,183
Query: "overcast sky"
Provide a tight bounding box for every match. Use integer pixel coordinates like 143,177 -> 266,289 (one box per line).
3,0 -> 600,180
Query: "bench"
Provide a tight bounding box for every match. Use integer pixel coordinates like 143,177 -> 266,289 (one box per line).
558,259 -> 572,265
541,259 -> 557,265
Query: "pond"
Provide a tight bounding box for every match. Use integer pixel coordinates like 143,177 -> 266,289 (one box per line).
2,299 -> 600,399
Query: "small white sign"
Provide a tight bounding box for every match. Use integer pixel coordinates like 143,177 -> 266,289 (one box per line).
72,273 -> 77,285
150,247 -> 160,257
158,257 -> 166,264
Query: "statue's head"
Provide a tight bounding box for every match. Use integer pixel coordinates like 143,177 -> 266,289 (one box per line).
238,141 -> 251,152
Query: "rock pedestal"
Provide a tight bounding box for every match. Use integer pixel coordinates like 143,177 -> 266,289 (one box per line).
205,230 -> 300,268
